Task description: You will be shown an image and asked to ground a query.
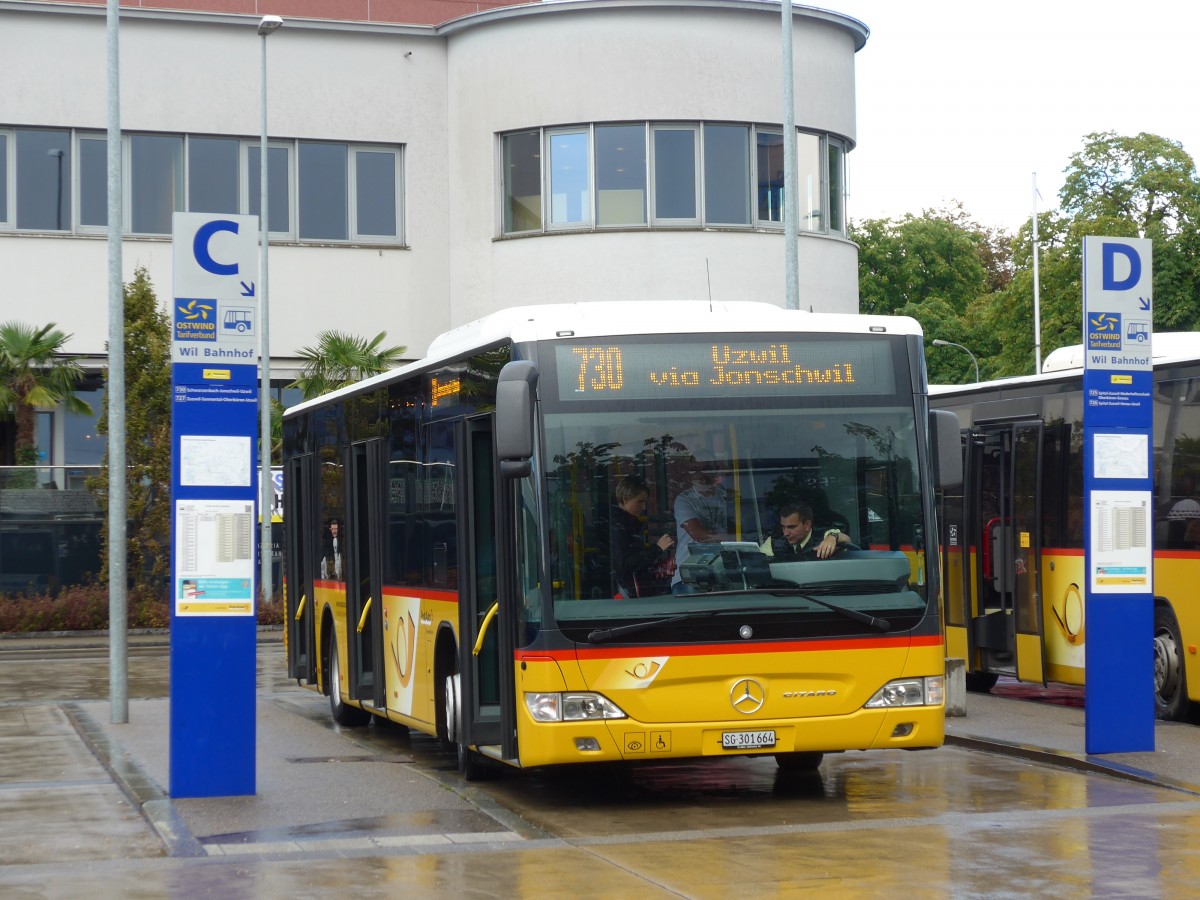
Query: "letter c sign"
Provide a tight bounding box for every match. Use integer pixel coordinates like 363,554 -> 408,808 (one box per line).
193,219 -> 240,276
1101,242 -> 1141,291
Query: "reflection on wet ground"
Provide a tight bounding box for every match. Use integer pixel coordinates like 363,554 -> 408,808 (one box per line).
4,634 -> 1200,896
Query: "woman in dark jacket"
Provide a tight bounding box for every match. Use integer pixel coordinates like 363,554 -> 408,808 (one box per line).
610,476 -> 674,598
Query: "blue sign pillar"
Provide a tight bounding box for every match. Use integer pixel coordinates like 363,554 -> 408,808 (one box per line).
169,213 -> 261,796
1081,236 -> 1155,754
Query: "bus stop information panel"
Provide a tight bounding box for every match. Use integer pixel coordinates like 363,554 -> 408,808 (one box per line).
169,212 -> 260,797
1082,236 -> 1154,754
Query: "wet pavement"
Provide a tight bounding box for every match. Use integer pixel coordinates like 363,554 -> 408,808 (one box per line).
3,631 -> 1200,896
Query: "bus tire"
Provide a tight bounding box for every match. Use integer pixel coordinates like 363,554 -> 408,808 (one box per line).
965,671 -> 999,693
775,752 -> 823,772
1154,604 -> 1188,721
445,671 -> 488,781
328,636 -> 370,727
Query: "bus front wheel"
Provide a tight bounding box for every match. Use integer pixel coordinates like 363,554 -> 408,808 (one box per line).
444,671 -> 487,781
328,637 -> 369,727
1154,604 -> 1188,721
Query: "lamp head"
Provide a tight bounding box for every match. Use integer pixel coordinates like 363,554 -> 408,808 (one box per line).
258,15 -> 283,36
47,148 -> 64,159
931,339 -> 948,347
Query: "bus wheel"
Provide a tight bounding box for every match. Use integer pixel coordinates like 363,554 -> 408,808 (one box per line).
965,671 -> 999,693
1154,604 -> 1188,721
444,671 -> 487,781
328,637 -> 369,727
775,752 -> 823,772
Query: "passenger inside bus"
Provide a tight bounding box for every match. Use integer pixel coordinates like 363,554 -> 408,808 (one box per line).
609,475 -> 675,599
671,454 -> 730,595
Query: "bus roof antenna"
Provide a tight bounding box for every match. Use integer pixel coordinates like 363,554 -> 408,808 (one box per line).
706,258 -> 713,311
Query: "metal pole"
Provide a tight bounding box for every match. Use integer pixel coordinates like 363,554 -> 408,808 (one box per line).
781,0 -> 799,309
1032,172 -> 1042,374
258,16 -> 282,604
106,0 -> 127,724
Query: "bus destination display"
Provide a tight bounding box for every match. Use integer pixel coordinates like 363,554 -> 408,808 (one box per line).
554,339 -> 896,401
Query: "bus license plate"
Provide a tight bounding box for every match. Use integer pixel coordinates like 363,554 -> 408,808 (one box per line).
722,730 -> 776,750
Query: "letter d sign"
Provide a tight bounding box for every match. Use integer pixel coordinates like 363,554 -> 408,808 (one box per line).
1102,242 -> 1141,291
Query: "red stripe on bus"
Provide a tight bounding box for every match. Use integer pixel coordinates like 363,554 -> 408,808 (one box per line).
516,633 -> 941,661
381,586 -> 458,603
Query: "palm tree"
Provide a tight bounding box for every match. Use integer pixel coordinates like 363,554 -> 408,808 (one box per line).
0,321 -> 92,467
288,330 -> 407,401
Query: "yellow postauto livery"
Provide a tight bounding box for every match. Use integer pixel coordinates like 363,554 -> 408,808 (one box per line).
284,303 -> 955,778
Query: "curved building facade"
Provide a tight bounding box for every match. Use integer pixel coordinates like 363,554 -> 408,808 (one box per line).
0,0 -> 868,474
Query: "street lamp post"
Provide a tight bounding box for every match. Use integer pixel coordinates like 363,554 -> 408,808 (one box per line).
258,14 -> 282,605
932,339 -> 981,383
47,148 -> 64,230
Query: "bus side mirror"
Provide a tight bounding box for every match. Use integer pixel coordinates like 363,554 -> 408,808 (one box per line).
497,360 -> 539,479
930,409 -> 962,491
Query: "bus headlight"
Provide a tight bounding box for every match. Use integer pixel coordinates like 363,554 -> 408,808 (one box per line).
524,692 -> 627,722
864,676 -> 944,708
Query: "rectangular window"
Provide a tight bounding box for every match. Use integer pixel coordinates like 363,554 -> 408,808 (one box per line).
828,140 -> 846,234
756,130 -> 784,225
247,144 -> 291,236
797,132 -> 821,232
78,135 -> 107,228
548,128 -> 590,228
188,136 -> 240,215
299,142 -> 348,241
17,129 -> 71,231
354,148 -> 398,239
651,126 -> 697,224
502,130 -> 542,234
130,134 -> 183,235
702,124 -> 750,226
595,124 -> 646,227
0,133 -> 8,224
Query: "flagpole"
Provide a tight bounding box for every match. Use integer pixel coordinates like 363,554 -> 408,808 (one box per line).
1032,172 -> 1042,374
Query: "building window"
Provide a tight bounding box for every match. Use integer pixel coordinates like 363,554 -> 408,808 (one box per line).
189,136 -> 240,216
828,140 -> 846,234
299,142 -> 348,241
355,148 -> 399,239
17,128 -> 71,231
502,130 -> 542,234
247,143 -> 292,237
0,126 -> 403,245
595,123 -> 646,227
78,134 -> 107,229
703,124 -> 750,226
0,132 -> 8,225
651,125 -> 698,225
129,134 -> 184,236
498,122 -> 847,239
548,128 -> 590,228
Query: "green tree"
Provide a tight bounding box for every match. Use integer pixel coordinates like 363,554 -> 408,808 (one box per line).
853,204 -> 1009,317
976,132 -> 1200,377
0,321 -> 91,471
88,268 -> 173,593
289,330 -> 407,401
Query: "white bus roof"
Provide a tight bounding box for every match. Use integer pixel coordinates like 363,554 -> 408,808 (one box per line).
285,302 -> 923,417
930,331 -> 1200,397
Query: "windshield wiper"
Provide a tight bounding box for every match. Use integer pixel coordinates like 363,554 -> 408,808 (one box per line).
749,588 -> 892,632
585,605 -> 786,643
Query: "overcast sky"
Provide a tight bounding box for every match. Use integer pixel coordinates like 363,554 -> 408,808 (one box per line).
838,0 -> 1200,233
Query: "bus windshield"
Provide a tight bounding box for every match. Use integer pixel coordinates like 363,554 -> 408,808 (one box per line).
542,399 -> 930,641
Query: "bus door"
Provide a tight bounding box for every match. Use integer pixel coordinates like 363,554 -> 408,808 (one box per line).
345,439 -> 387,708
966,421 -> 1047,684
284,453 -> 317,682
457,416 -> 517,760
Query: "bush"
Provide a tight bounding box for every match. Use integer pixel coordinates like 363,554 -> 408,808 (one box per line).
0,583 -> 285,633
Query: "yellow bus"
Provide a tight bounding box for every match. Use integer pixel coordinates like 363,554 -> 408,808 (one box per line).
931,334 -> 1200,721
282,302 -> 958,778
